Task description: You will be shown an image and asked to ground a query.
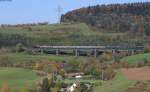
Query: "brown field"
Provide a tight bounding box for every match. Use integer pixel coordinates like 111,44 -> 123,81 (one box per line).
121,67 -> 150,80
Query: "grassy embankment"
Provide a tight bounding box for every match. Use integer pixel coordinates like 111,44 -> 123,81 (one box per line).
121,53 -> 150,64
0,52 -> 87,63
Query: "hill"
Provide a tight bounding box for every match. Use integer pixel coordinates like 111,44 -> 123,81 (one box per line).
61,2 -> 150,36
0,23 -> 145,47
0,23 -> 94,46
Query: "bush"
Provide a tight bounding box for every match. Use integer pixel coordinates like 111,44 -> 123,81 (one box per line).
103,68 -> 116,80
41,78 -> 51,92
16,43 -> 25,53
144,44 -> 150,53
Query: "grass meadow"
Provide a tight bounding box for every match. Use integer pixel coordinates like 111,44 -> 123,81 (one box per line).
121,53 -> 150,64
0,67 -> 40,91
93,71 -> 136,92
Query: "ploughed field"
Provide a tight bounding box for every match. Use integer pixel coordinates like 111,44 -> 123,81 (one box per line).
0,67 -> 40,91
121,67 -> 150,80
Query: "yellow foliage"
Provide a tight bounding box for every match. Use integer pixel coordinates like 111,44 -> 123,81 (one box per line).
102,52 -> 112,61
59,69 -> 65,77
34,63 -> 44,70
22,87 -> 29,92
51,87 -> 59,92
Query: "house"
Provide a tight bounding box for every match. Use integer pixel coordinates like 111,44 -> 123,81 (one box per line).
65,72 -> 84,78
67,81 -> 80,92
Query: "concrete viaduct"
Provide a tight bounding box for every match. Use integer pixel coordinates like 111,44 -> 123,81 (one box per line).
32,45 -> 144,57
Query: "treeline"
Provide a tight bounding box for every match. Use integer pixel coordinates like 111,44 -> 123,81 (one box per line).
62,2 -> 150,16
0,22 -> 49,28
61,2 -> 150,35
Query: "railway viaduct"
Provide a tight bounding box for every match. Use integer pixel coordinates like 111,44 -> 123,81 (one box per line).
32,45 -> 144,57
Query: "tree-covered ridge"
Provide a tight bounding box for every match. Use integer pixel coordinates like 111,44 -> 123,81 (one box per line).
62,2 -> 150,15
61,2 -> 150,34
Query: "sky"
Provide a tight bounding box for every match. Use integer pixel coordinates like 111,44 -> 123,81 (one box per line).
0,0 -> 149,24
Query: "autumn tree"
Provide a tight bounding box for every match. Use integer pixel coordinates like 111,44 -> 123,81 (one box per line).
1,83 -> 9,92
22,87 -> 29,92
41,78 -> 51,92
59,69 -> 66,78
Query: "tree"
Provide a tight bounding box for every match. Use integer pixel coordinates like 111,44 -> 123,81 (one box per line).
144,44 -> 150,53
1,83 -> 9,92
34,63 -> 44,71
22,87 -> 29,92
51,87 -> 59,92
103,68 -> 115,80
16,43 -> 24,53
144,24 -> 150,36
41,78 -> 51,92
11,88 -> 18,92
59,69 -> 65,78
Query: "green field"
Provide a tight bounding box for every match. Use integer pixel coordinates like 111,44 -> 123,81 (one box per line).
64,79 -> 101,84
0,23 -> 93,36
121,53 -> 150,64
0,67 -> 40,91
0,53 -> 73,62
0,23 -> 123,36
94,71 -> 136,92
0,53 -> 86,63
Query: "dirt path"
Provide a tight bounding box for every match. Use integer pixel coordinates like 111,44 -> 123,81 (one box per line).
121,67 -> 150,80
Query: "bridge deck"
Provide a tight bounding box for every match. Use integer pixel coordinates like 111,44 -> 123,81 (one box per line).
32,46 -> 144,57
38,46 -> 144,50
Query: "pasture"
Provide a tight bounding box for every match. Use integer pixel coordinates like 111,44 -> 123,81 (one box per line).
121,53 -> 150,64
93,71 -> 136,92
0,67 -> 40,91
0,53 -> 85,63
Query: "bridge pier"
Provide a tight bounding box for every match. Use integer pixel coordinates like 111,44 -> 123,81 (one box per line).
75,49 -> 79,57
56,49 -> 59,55
131,50 -> 135,55
112,49 -> 116,54
40,49 -> 44,54
94,49 -> 97,58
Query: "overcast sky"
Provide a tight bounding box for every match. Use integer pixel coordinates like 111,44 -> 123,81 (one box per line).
0,0 -> 149,24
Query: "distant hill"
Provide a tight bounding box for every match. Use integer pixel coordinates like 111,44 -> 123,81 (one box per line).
61,2 -> 150,36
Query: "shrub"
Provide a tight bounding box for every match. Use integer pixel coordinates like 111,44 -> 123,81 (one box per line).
144,44 -> 150,53
16,43 -> 25,53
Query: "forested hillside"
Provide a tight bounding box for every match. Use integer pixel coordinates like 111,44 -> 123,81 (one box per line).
61,2 -> 150,36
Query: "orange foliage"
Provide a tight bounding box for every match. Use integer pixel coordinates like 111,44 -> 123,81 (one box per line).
1,83 -> 9,92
